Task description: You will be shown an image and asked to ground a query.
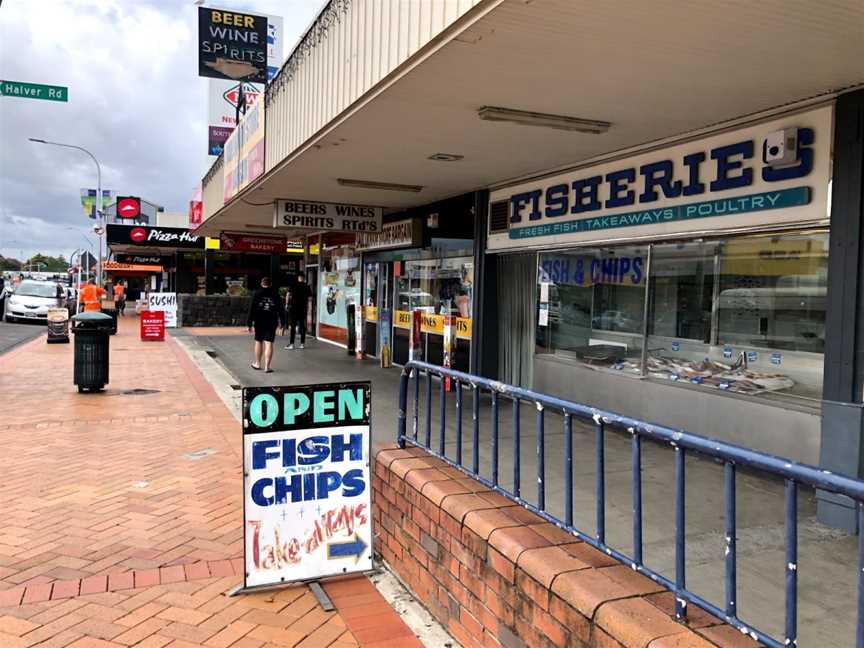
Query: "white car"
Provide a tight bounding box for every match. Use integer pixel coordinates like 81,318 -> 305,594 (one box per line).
4,280 -> 65,323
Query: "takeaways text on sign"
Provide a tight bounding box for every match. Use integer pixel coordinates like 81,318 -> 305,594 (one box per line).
508,129 -> 814,225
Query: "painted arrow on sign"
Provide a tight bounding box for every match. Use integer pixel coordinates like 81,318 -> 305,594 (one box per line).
326,533 -> 368,562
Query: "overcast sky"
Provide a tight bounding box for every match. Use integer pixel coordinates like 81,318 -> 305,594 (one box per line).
0,0 -> 323,261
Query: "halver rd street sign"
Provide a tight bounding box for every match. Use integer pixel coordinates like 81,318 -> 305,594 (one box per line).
0,80 -> 68,102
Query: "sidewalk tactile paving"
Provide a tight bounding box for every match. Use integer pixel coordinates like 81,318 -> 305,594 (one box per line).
0,320 -> 422,648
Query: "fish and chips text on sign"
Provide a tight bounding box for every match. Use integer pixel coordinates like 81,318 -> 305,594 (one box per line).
241,382 -> 372,588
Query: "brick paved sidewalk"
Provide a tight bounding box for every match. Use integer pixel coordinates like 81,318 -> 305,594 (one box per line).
0,320 -> 421,648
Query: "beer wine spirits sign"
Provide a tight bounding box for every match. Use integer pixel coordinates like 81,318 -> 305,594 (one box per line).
242,382 -> 372,587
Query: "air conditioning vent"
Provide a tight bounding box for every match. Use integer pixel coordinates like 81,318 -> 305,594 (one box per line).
488,200 -> 509,234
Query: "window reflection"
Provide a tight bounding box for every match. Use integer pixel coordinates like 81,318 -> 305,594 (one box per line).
537,230 -> 828,402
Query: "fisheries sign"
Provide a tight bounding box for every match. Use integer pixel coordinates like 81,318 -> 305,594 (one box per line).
242,382 -> 373,587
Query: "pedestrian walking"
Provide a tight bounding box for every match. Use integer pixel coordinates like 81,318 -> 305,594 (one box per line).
114,280 -> 126,316
285,274 -> 312,350
79,278 -> 106,313
247,277 -> 285,373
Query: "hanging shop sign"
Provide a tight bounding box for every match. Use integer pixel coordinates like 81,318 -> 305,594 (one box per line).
488,107 -> 832,250
286,240 -> 304,254
147,293 -> 177,328
355,219 -> 422,252
241,382 -> 372,587
107,224 -> 205,250
219,232 -> 287,253
198,8 -> 268,83
274,200 -> 383,233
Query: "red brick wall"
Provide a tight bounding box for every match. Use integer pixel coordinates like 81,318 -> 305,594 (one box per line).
372,445 -> 762,648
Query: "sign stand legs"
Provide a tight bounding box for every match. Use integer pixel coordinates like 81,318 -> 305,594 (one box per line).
226,579 -> 339,610
309,582 -> 335,611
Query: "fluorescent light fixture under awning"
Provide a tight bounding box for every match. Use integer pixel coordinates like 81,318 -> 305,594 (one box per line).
477,106 -> 611,133
337,178 -> 424,192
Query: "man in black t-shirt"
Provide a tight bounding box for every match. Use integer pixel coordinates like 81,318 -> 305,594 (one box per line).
247,277 -> 285,373
285,274 -> 312,350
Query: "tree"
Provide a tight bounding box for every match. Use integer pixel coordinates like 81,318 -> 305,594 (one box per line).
0,255 -> 22,271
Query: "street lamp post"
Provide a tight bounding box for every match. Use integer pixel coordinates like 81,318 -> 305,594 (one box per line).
29,138 -> 104,285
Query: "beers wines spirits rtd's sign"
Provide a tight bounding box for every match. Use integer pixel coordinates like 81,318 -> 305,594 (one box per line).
274,200 -> 383,233
242,382 -> 372,587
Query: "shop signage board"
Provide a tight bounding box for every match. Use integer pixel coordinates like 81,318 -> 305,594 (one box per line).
140,310 -> 165,341
147,293 -> 177,328
1,80 -> 67,102
355,219 -> 422,251
223,99 -> 264,202
241,382 -> 372,587
103,262 -> 163,273
206,13 -> 282,156
488,106 -> 832,251
219,232 -> 286,253
274,200 -> 383,233
117,196 -> 142,220
107,224 -> 205,250
198,8 -> 268,83
116,254 -> 169,265
46,308 -> 69,344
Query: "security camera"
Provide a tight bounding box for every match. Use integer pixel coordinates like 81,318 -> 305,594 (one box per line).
763,128 -> 799,168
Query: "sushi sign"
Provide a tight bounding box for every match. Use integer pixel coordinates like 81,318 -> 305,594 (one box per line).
241,382 -> 372,588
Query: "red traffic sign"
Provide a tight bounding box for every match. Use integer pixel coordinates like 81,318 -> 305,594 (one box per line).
117,196 -> 141,219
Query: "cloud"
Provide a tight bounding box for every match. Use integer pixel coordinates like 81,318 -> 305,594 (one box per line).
0,0 -> 322,260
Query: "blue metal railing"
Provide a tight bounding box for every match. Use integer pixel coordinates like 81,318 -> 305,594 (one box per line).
396,360 -> 864,648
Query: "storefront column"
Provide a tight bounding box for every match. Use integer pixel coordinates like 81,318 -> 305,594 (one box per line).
269,253 -> 280,286
470,190 -> 498,378
819,89 -> 864,532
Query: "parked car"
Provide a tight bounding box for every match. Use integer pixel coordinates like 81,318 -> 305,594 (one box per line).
4,280 -> 65,323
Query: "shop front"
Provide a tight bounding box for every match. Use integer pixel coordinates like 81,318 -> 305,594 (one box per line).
358,194 -> 476,371
486,105 -> 832,464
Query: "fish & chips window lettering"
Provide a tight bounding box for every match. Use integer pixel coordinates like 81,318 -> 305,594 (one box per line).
488,106 -> 833,462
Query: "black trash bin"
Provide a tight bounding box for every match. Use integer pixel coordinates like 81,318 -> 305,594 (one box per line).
71,311 -> 113,393
101,305 -> 118,335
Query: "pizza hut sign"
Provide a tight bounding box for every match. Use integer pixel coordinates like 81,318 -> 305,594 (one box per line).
106,224 -> 206,249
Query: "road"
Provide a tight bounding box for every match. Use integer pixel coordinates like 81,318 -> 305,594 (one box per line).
0,319 -> 45,355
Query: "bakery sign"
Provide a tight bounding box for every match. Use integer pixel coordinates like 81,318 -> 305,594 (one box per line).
219,232 -> 286,253
356,219 -> 422,252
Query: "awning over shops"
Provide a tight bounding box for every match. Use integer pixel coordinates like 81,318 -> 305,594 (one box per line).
197,0 -> 864,236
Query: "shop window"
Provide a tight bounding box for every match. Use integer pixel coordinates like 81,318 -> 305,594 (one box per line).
537,246 -> 647,369
538,230 -> 828,403
318,244 -> 360,345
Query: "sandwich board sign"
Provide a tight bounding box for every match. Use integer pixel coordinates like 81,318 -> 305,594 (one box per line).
241,382 -> 372,588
